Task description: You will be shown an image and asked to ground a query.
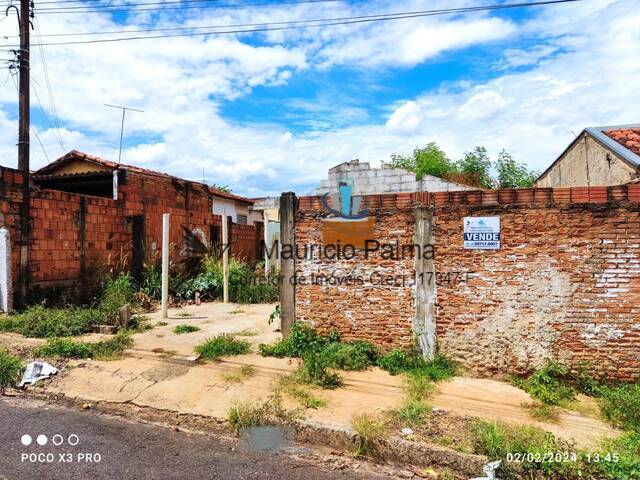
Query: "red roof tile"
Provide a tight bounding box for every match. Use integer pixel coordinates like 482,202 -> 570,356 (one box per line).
34,150 -> 253,204
603,128 -> 640,157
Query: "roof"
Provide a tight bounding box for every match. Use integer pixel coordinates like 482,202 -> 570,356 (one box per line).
33,150 -> 253,204
603,127 -> 640,158
537,123 -> 640,183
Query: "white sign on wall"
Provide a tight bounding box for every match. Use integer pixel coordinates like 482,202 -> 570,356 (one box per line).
463,217 -> 500,250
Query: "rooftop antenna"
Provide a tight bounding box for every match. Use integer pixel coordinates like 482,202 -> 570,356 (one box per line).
104,103 -> 144,163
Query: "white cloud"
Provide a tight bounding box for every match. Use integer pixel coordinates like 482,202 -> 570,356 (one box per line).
0,0 -> 637,197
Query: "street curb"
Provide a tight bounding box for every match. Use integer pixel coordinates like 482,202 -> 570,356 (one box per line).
21,390 -> 487,477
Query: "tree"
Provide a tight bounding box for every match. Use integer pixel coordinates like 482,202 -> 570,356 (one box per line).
456,146 -> 494,189
386,142 -> 455,180
211,184 -> 232,193
495,150 -> 539,188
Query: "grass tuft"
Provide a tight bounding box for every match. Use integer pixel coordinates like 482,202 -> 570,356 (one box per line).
35,332 -> 133,360
173,324 -> 200,335
226,395 -> 297,434
195,334 -> 250,360
0,348 -> 23,392
351,412 -> 388,457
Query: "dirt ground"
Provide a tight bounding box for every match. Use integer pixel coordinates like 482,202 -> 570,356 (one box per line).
1,301 -> 619,450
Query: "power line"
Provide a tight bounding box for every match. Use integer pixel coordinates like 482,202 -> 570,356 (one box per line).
10,70 -> 50,163
4,0 -> 580,47
34,18 -> 66,152
36,0 -> 345,14
5,0 -> 569,38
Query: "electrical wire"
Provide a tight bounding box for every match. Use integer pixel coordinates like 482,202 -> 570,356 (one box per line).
10,71 -> 51,163
1,0 -> 579,47
36,0 -> 346,14
34,18 -> 66,152
9,0 -> 578,38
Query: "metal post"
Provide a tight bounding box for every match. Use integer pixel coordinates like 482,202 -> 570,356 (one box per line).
161,214 -> 170,318
222,214 -> 229,303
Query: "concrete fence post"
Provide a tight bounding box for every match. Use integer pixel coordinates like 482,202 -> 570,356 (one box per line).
0,227 -> 12,313
413,207 -> 436,359
222,214 -> 229,303
161,213 -> 170,319
279,192 -> 297,337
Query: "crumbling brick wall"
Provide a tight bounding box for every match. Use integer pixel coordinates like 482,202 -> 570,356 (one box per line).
294,185 -> 640,380
0,166 -> 261,303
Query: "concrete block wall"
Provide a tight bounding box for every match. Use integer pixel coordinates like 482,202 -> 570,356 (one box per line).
314,159 -> 473,196
294,184 -> 640,380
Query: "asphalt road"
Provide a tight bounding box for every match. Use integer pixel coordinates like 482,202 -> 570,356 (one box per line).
0,398 -> 390,480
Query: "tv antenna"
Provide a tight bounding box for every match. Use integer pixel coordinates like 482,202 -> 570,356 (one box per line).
104,103 -> 144,163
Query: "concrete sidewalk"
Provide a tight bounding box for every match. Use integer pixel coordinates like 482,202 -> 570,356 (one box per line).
4,302 -> 619,449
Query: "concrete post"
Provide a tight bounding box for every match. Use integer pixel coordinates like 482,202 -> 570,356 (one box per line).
161,213 -> 170,319
279,192 -> 296,337
413,207 -> 436,359
222,214 -> 229,303
0,227 -> 12,313
263,209 -> 270,277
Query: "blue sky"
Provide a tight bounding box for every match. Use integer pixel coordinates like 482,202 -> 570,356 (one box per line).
0,0 -> 638,196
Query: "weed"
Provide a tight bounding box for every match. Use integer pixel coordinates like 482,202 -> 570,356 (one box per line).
173,325 -> 200,335
298,349 -> 343,389
472,420 -> 579,477
230,308 -> 245,315
523,401 -> 560,423
513,360 -> 575,406
100,273 -> 136,322
195,334 -> 250,360
222,365 -> 256,383
268,304 -> 280,325
598,383 -> 640,432
226,395 -> 297,434
235,329 -> 257,337
405,371 -> 436,402
1,306 -> 103,338
259,322 -> 327,358
591,431 -> 640,480
320,341 -> 378,371
275,374 -> 327,409
390,400 -> 431,428
351,412 -> 388,457
35,332 -> 133,360
377,349 -> 457,381
175,312 -> 193,318
156,322 -> 168,327
0,348 -> 23,392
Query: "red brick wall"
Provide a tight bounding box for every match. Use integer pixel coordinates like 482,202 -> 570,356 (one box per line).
0,166 -> 260,302
295,185 -> 640,380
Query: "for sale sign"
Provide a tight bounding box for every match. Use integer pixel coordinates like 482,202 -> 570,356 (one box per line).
463,217 -> 500,249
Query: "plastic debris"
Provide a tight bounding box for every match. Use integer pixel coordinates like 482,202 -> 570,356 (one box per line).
19,362 -> 58,387
400,427 -> 414,437
469,460 -> 502,480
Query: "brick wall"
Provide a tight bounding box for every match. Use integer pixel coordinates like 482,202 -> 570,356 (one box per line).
294,184 -> 640,380
0,166 -> 261,303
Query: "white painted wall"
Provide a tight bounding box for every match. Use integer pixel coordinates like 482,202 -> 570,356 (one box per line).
212,198 -> 238,223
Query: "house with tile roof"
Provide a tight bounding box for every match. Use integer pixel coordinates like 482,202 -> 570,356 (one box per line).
535,124 -> 640,188
33,150 -> 260,225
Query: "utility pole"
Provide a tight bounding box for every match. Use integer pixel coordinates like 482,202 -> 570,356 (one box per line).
17,0 -> 32,307
104,104 -> 143,163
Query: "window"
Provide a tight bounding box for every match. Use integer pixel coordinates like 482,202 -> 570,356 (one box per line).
237,214 -> 248,225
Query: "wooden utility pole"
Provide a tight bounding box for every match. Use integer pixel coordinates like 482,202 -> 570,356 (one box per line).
17,0 -> 31,306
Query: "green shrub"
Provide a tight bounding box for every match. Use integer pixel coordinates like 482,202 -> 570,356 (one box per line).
377,349 -> 457,381
390,399 -> 431,428
472,420 -> 578,477
513,361 -> 575,406
173,325 -> 201,335
259,322 -> 329,358
592,432 -> 640,480
0,348 -> 23,392
598,383 -> 640,432
2,305 -> 103,338
196,334 -> 251,360
140,264 -> 162,299
298,349 -> 343,389
318,341 -> 378,371
99,273 -> 136,322
35,332 -> 133,360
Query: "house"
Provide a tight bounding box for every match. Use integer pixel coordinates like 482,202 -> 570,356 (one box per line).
535,124 -> 640,188
313,159 -> 474,196
34,150 -> 260,225
0,150 -> 263,306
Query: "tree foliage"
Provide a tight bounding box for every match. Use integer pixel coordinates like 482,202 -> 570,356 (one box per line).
387,143 -> 539,189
